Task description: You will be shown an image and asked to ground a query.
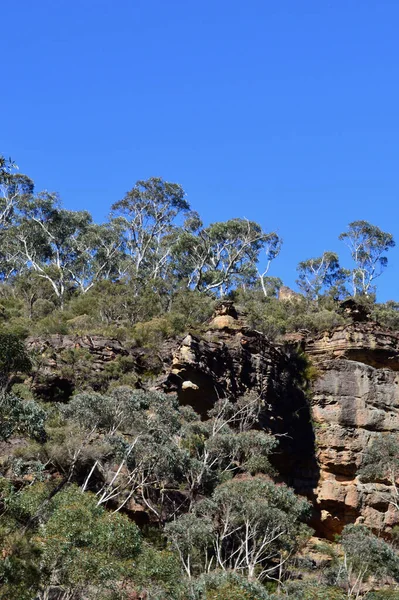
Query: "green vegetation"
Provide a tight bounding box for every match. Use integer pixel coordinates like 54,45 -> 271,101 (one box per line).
1,155 -> 399,598
360,433 -> 399,513
0,156 -> 397,345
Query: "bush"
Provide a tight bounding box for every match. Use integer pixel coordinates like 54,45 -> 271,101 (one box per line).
34,311 -> 70,335
367,592 -> 399,600
31,298 -> 56,319
0,483 -> 142,599
0,394 -> 46,441
0,332 -> 32,389
132,544 -> 187,600
282,582 -> 345,599
234,290 -> 346,340
373,301 -> 399,331
192,571 -> 271,600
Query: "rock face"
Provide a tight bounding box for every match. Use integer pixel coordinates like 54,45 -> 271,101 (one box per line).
156,308 -> 318,496
23,307 -> 399,538
306,322 -> 399,537
25,334 -> 166,400
306,322 -> 399,371
157,311 -> 399,538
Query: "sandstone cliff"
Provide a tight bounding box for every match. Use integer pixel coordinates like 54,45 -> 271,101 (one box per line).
23,302 -> 399,538
306,321 -> 399,537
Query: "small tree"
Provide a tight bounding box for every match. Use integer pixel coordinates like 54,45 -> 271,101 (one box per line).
332,524 -> 399,599
339,220 -> 395,297
0,483 -> 141,600
65,389 -> 188,520
13,192 -> 96,307
0,161 -> 35,280
0,160 -> 34,231
359,433 -> 399,512
167,477 -> 310,583
0,394 -> 46,442
182,395 -> 277,504
0,332 -> 31,392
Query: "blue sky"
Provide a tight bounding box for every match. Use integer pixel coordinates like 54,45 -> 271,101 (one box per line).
2,0 -> 399,300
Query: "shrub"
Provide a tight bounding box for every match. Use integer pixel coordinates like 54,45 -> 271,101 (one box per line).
0,394 -> 46,441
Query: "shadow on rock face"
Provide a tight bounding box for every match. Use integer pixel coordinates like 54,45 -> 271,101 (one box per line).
158,305 -> 321,528
33,375 -> 74,402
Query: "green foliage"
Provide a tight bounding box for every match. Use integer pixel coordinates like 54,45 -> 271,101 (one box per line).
0,483 -> 141,599
373,300 -> 399,331
328,525 -> 399,598
0,332 -> 31,387
359,433 -> 399,484
132,543 -> 188,599
0,393 -> 46,441
234,289 -> 346,339
339,220 -> 395,297
340,523 -> 399,578
58,389 -> 278,528
282,582 -> 345,599
167,477 -> 310,581
193,571 -> 272,599
296,251 -> 348,300
367,592 -> 399,600
0,532 -> 41,600
176,218 -> 280,295
1,479 -> 51,522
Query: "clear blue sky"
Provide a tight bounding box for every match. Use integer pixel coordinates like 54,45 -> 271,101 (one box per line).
2,0 -> 399,300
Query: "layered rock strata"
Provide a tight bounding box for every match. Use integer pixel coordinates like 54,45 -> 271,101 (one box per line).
306,322 -> 399,537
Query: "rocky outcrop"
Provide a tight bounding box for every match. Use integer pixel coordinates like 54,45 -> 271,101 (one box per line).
26,334 -> 129,363
25,334 -> 167,400
305,323 -> 399,537
155,306 -> 318,495
306,322 -> 399,370
22,305 -> 399,538
155,309 -> 399,537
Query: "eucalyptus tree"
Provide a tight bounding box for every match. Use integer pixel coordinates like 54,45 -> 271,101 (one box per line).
296,251 -> 348,299
64,388 -> 188,521
0,394 -> 46,442
175,218 -> 280,296
0,161 -> 35,280
111,177 -> 190,281
332,525 -> 399,599
61,388 -> 278,524
65,222 -> 123,294
0,483 -> 141,600
166,477 -> 310,582
0,158 -> 33,228
11,193 -> 122,307
339,220 -> 395,297
181,395 -> 277,505
12,192 -> 92,307
257,233 -> 282,297
0,155 -> 13,180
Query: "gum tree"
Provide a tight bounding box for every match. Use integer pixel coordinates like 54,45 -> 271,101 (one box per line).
166,477 -> 310,582
13,193 -> 120,307
296,251 -> 348,299
339,220 -> 395,297
176,218 -> 281,296
111,177 -> 190,280
333,524 -> 399,599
